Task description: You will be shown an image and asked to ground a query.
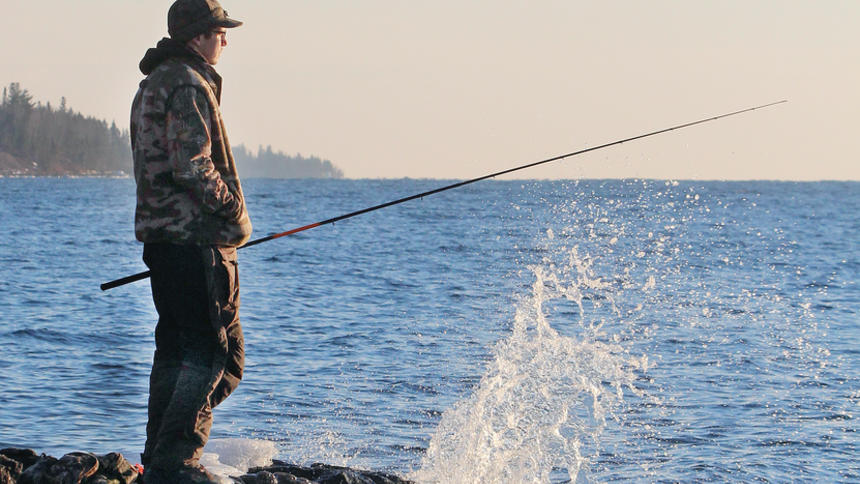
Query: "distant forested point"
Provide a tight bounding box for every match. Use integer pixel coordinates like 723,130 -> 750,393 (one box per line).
0,82 -> 130,176
0,82 -> 342,179
234,144 -> 343,179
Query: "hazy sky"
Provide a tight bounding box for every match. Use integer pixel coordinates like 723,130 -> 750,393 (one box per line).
2,1 -> 858,180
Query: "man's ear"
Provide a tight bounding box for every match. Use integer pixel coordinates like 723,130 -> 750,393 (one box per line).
187,32 -> 208,51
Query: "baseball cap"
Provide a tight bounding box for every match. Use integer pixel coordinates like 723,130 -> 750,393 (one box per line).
168,0 -> 243,42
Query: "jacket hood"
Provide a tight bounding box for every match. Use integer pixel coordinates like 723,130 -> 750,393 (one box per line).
139,37 -> 206,75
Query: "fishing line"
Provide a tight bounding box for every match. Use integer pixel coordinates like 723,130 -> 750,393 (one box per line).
101,100 -> 787,291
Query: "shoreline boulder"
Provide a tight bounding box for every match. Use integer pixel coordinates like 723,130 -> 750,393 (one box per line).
0,450 -> 413,484
239,461 -> 413,484
0,449 -> 138,484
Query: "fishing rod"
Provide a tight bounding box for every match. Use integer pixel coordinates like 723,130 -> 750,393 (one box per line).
101,100 -> 786,291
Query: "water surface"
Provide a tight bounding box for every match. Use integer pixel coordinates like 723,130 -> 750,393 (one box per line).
0,178 -> 856,482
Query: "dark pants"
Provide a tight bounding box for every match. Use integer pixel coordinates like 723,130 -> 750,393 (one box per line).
141,243 -> 244,470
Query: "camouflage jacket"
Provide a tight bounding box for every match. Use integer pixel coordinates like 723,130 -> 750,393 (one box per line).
131,38 -> 251,247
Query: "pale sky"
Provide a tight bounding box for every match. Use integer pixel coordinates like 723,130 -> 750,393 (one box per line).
2,1 -> 858,180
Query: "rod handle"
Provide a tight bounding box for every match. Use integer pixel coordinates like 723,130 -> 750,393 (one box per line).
100,270 -> 151,291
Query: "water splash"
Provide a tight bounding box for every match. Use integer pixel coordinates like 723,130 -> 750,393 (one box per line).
201,438 -> 278,478
412,246 -> 649,483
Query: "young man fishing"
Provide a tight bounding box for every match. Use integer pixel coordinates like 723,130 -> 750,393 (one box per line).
130,0 -> 251,482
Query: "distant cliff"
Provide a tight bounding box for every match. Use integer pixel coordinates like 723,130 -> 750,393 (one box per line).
0,82 -> 342,178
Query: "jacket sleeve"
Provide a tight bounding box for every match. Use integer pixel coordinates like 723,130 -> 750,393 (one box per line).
165,85 -> 242,220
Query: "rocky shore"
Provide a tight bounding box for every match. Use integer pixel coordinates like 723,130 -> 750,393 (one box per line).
0,448 -> 413,484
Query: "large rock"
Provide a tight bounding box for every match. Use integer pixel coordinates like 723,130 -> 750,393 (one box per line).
238,461 -> 413,484
0,449 -> 139,484
0,449 -> 39,484
0,450 -> 413,484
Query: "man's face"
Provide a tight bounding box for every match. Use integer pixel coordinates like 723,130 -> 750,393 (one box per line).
191,28 -> 228,65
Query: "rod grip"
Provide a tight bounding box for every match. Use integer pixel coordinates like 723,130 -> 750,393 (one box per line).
100,270 -> 151,291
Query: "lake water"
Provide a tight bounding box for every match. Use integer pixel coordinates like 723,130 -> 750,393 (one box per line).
0,178 -> 857,482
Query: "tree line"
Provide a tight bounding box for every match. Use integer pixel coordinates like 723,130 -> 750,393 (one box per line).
0,82 -> 342,178
0,82 -> 130,175
234,144 -> 343,179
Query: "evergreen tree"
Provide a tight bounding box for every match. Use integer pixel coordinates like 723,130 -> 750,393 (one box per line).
233,144 -> 344,179
0,82 -> 343,178
0,82 -> 130,175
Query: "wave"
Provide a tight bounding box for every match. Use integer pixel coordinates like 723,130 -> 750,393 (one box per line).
412,247 -> 649,483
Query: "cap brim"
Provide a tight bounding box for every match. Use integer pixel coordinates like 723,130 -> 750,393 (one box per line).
217,18 -> 243,28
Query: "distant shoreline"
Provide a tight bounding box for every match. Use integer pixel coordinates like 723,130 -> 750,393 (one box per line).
1,175 -> 857,183
1,82 -> 343,180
